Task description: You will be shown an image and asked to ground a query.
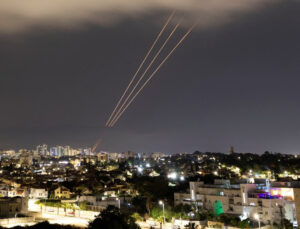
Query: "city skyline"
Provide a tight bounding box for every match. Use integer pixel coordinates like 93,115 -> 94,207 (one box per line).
1,144 -> 299,155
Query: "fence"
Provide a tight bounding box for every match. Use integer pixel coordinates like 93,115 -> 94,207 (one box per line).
0,217 -> 35,226
41,206 -> 99,219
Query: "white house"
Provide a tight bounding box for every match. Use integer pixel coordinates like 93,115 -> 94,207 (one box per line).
29,188 -> 48,199
174,179 -> 298,226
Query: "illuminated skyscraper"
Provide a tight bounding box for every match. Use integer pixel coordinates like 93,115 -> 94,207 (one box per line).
36,144 -> 47,156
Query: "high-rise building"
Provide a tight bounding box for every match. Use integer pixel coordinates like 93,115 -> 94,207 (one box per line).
57,146 -> 64,157
36,144 -> 47,156
64,146 -> 70,156
50,147 -> 58,156
82,148 -> 92,156
69,149 -> 80,156
49,146 -> 74,157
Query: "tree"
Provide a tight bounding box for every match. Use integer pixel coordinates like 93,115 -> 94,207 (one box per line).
131,212 -> 143,222
282,219 -> 293,229
213,201 -> 223,216
173,204 -> 191,219
79,201 -> 88,210
6,221 -> 79,229
88,206 -> 140,229
131,196 -> 147,215
150,206 -> 163,220
49,192 -> 55,199
237,219 -> 250,228
146,196 -> 152,215
150,205 -> 174,222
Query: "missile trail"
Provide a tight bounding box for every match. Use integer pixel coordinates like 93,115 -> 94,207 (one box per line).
107,20 -> 181,127
110,23 -> 197,127
92,137 -> 102,153
105,10 -> 176,127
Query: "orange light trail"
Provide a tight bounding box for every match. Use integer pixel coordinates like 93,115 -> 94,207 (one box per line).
107,20 -> 181,127
91,138 -> 102,153
105,10 -> 176,127
109,22 -> 197,127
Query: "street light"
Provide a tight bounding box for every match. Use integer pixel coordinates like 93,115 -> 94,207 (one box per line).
159,200 -> 165,226
254,213 -> 261,229
116,198 -> 121,209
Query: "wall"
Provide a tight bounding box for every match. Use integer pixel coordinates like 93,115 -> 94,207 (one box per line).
0,217 -> 35,227
293,188 -> 300,226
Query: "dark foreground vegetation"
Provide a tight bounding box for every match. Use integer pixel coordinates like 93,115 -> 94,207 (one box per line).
0,206 -> 140,229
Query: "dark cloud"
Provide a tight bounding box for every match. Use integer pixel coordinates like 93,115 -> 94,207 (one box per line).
0,0 -> 273,33
0,1 -> 300,154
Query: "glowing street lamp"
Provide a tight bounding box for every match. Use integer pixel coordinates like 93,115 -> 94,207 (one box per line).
159,200 -> 165,226
167,172 -> 177,179
137,166 -> 143,173
116,198 -> 121,209
254,213 -> 261,229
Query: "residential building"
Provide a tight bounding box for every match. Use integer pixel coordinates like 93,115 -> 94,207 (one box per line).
54,186 -> 71,199
36,144 -> 48,156
174,179 -> 298,226
108,152 -> 119,162
0,197 -> 28,218
151,152 -> 165,159
29,188 -> 48,199
121,151 -> 137,160
97,152 -> 108,163
293,188 -> 300,227
77,195 -> 123,211
19,154 -> 33,167
0,186 -> 28,198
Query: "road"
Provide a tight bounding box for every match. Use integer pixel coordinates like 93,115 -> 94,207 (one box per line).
42,213 -> 90,227
27,199 -> 97,227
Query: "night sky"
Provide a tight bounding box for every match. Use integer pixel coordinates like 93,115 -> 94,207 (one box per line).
0,0 -> 300,154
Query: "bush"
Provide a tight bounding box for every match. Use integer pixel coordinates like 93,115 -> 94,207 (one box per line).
132,212 -> 143,222
89,206 -> 140,229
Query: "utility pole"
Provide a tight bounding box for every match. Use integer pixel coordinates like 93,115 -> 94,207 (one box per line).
159,201 -> 165,228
